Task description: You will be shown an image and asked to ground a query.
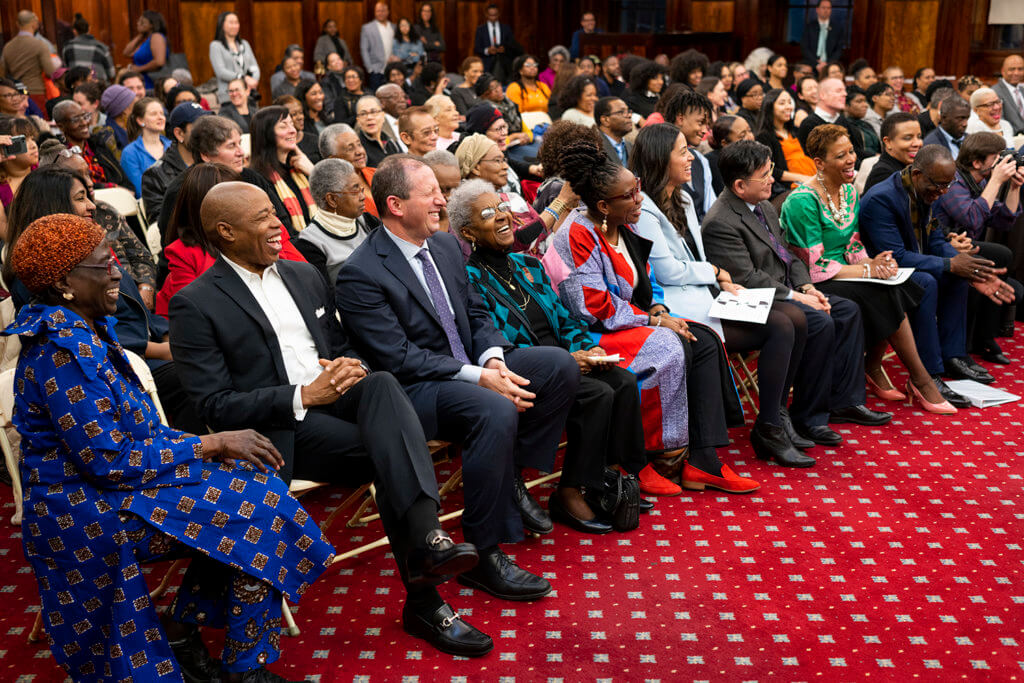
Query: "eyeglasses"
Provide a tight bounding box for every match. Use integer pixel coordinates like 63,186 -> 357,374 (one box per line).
490,123 -> 510,134
609,107 -> 631,117
75,256 -> 119,276
921,169 -> 952,192
335,185 -> 366,195
357,108 -> 383,117
479,201 -> 512,220
747,161 -> 776,184
62,113 -> 92,125
0,91 -> 26,100
977,100 -> 1002,109
56,145 -> 82,159
607,179 -> 642,202
479,155 -> 507,165
523,62 -> 538,68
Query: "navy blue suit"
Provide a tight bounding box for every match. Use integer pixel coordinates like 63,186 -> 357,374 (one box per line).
336,228 -> 578,549
860,172 -> 967,374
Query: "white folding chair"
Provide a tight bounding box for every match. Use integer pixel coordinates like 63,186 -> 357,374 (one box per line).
123,349 -> 168,425
94,187 -> 140,219
854,155 -> 880,197
146,222 -> 163,257
240,133 -> 251,160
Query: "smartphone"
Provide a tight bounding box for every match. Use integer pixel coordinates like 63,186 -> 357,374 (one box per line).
0,135 -> 27,157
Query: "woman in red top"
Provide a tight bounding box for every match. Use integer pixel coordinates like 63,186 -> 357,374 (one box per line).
156,163 -> 304,316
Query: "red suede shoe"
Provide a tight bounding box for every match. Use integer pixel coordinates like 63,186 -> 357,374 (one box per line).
681,463 -> 760,494
637,464 -> 682,496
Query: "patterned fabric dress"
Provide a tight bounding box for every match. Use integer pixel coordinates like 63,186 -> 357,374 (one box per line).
543,210 -> 689,452
3,305 -> 335,681
781,183 -> 923,345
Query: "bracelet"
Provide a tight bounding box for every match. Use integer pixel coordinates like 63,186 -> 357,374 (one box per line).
713,264 -> 720,278
549,200 -> 566,214
543,207 -> 560,221
138,284 -> 154,292
654,316 -> 662,327
862,263 -> 871,279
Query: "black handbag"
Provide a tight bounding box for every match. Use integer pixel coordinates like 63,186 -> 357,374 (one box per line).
586,469 -> 640,532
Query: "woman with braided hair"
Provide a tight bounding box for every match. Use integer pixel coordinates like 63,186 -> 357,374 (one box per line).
543,140 -> 758,497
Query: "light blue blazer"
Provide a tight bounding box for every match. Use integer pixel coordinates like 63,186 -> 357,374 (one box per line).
633,190 -> 723,337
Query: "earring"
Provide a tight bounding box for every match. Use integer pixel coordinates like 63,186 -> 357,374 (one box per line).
601,214 -> 608,232
62,292 -> 74,301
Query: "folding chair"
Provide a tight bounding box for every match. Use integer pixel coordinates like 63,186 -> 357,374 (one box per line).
94,187 -> 140,219
729,351 -> 760,416
146,222 -> 163,257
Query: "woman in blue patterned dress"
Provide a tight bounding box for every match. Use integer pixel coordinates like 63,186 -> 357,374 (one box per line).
3,214 -> 335,682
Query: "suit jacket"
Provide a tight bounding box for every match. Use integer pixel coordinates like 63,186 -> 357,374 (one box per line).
335,228 -> 511,389
859,170 -> 956,280
473,22 -> 522,80
359,20 -> 395,74
701,188 -> 812,300
168,257 -> 359,468
600,132 -> 633,166
800,19 -> 843,64
922,127 -> 958,157
992,79 -> 1024,136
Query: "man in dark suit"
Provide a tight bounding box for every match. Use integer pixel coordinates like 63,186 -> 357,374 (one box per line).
702,141 -> 891,450
922,96 -> 970,160
797,78 -> 865,168
336,155 -> 578,605
473,3 -> 522,83
860,146 -> 1014,396
169,182 -> 494,658
992,54 -> 1024,136
596,96 -> 633,166
800,0 -> 843,70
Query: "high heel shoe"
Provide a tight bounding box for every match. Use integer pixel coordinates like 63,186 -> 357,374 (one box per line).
866,373 -> 906,401
906,379 -> 957,415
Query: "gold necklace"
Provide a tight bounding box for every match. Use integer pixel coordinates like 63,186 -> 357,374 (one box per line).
484,263 -> 532,310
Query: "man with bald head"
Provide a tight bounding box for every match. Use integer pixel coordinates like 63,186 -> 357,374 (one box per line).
168,181 -> 495,658
797,77 -> 866,166
992,54 -> 1024,135
0,10 -> 55,108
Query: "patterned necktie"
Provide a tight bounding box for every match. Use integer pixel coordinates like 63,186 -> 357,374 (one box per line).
753,204 -> 793,286
415,248 -> 471,363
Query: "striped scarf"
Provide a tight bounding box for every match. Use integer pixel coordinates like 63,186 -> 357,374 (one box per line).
271,169 -> 315,233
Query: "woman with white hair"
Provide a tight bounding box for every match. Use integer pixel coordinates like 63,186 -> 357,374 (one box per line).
966,87 -> 1018,150
426,93 -> 463,149
295,158 -> 381,283
539,45 -> 570,89
743,47 -> 774,84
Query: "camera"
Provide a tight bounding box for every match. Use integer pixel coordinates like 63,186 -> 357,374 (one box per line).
0,135 -> 27,157
996,148 -> 1024,169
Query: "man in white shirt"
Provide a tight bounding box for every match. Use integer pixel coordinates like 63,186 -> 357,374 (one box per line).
992,54 -> 1024,136
360,2 -> 395,89
376,83 -> 408,151
797,77 -> 866,166
169,181 -> 494,658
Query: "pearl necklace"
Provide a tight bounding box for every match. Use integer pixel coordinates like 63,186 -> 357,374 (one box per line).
815,175 -> 850,226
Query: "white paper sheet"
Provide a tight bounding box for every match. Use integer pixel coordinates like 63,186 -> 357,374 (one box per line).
844,267 -> 915,286
708,288 -> 775,324
944,380 -> 1021,408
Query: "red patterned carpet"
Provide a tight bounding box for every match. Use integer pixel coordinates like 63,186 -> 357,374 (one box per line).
2,332 -> 1023,682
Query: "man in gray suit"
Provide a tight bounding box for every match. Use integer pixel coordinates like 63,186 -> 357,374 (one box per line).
360,2 -> 396,89
993,55 -> 1024,136
596,96 -> 633,166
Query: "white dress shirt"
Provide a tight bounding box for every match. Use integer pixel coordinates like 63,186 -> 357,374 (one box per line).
383,228 -> 503,383
1001,78 -> 1024,117
376,21 -> 393,60
813,106 -> 840,123
223,256 -> 321,420
489,21 -> 501,46
385,112 -> 408,152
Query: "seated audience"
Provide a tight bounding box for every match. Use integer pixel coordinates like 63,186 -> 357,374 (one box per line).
398,106 -> 441,157
756,88 -> 816,198
452,56 -> 484,115
702,140 -> 891,447
623,60 -> 665,121
474,73 -> 538,164
957,75 -> 983,103
881,66 -> 919,114
319,123 -> 378,216
377,83 -> 409,151
392,17 -> 424,66
967,87 -> 1017,150
217,78 -> 255,133
794,76 -> 818,128
462,103 -> 540,187
797,78 -> 866,167
409,61 -> 448,106
734,78 -> 764,127
862,112 -> 922,192
99,84 -> 135,149
275,94 -> 322,164
72,81 -> 106,129
142,102 -> 210,224
120,97 -> 171,197
0,117 -> 38,211
918,86 -> 953,137
697,76 -> 729,122
597,96 -> 634,166
250,105 -> 316,234
602,55 -> 626,97
355,95 -> 401,168
337,154 -> 577,605
297,79 -> 332,137
631,124 -> 812,466
117,71 -> 147,101
661,88 -> 716,222
423,149 -> 462,210
781,124 -> 952,412
908,67 -> 936,111
426,94 -> 462,149
672,49 -> 711,90
542,139 -> 756,493
765,53 -> 788,91
320,53 -> 349,112
452,178 -> 647,532
706,114 -> 754,194
993,54 -> 1024,136
863,82 -> 894,138
860,145 -> 1015,397
850,61 -> 878,90
295,158 -> 381,283
53,99 -> 130,189
507,55 -> 551,113
539,45 -> 570,88
844,86 -> 881,158
3,213 -> 335,682
332,66 -> 367,126
271,57 -> 306,99
932,132 -> 1024,364
923,95 -> 970,159
169,180 -> 490,658
559,76 -> 599,127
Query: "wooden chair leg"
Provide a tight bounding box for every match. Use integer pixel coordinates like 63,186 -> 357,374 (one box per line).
28,611 -> 45,644
319,483 -> 373,533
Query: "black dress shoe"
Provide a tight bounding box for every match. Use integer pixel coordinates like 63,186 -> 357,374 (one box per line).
638,498 -> 654,513
944,356 -> 994,384
513,473 -> 553,535
932,375 -> 972,409
981,350 -> 1011,365
793,422 -> 843,446
548,495 -> 613,534
457,548 -> 552,601
402,602 -> 494,657
829,404 -> 893,426
779,407 -> 814,450
751,422 -> 816,468
964,356 -> 996,379
169,627 -> 221,683
998,321 -> 1015,338
406,529 -> 479,585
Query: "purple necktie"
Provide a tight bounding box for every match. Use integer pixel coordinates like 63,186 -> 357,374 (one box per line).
415,248 -> 471,364
753,204 -> 793,286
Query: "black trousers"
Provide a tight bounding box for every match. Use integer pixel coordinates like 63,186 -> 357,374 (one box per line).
968,241 -> 1023,352
150,361 -> 206,435
563,367 -> 646,488
290,372 -> 441,589
406,346 -> 579,549
790,295 -> 866,426
683,324 -> 744,465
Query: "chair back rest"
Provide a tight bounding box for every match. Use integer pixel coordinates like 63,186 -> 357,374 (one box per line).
0,271 -> 21,372
146,222 -> 162,257
94,187 -> 139,218
123,349 -> 169,426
